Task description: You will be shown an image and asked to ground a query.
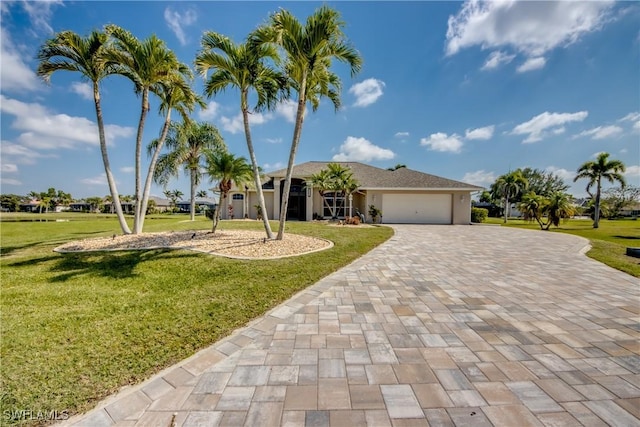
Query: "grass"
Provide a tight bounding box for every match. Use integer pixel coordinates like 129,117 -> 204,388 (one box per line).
485,216 -> 640,277
0,213 -> 393,425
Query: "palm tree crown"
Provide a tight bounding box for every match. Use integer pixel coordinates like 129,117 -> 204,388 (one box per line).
494,170 -> 528,223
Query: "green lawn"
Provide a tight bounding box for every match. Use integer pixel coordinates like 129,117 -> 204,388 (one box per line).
0,213 -> 393,425
485,217 -> 640,277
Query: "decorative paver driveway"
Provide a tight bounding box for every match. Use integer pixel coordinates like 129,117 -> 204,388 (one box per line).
66,225 -> 639,427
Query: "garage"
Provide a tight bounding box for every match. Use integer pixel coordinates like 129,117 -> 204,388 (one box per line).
382,193 -> 452,224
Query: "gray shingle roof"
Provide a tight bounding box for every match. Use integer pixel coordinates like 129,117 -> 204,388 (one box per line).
267,162 -> 483,190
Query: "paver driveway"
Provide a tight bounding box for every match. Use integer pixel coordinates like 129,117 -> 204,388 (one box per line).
67,225 -> 639,427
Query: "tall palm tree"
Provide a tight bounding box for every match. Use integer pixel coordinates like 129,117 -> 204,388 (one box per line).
494,170 -> 528,223
195,32 -> 285,239
105,24 -> 192,234
574,152 -> 626,228
204,152 -> 253,233
308,168 -> 333,217
37,29 -> 131,234
252,6 -> 362,240
140,77 -> 202,231
154,121 -> 226,221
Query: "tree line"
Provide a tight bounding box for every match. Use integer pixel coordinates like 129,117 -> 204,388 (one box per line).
34,5 -> 362,240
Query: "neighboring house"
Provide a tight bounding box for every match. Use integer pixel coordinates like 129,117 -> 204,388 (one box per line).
19,200 -> 40,212
69,202 -> 93,212
175,197 -> 218,214
224,161 -> 483,224
621,202 -> 640,217
148,196 -> 171,213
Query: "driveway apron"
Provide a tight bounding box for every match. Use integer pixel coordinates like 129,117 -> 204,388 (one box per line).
65,225 -> 640,427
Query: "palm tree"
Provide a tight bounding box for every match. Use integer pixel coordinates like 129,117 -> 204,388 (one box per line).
308,168 -> 333,217
387,164 -> 407,171
518,192 -> 545,229
494,170 -> 528,223
543,192 -> 576,230
196,190 -> 208,198
37,29 -> 131,234
105,24 -> 193,234
252,5 -> 362,240
195,32 -> 284,239
204,152 -> 253,233
574,152 -> 626,228
154,121 -> 226,221
163,190 -> 183,211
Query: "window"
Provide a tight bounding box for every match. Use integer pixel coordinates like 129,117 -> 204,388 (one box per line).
232,194 -> 244,200
322,192 -> 345,218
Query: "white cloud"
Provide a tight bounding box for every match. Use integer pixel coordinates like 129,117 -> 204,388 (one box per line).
349,78 -> 385,107
70,82 -> 93,100
1,141 -> 53,164
462,170 -> 496,186
81,173 -> 109,186
264,162 -> 284,171
19,0 -> 63,34
420,132 -> 463,153
552,127 -> 566,135
332,136 -> 395,162
618,111 -> 640,131
275,100 -> 298,123
592,151 -> 607,158
512,111 -> 588,143
446,0 -> 614,58
0,28 -> 40,92
573,125 -> 623,140
516,57 -> 546,73
120,166 -> 135,173
394,132 -> 410,138
265,138 -> 282,144
198,101 -> 220,121
625,165 -> 640,179
545,166 -> 575,182
219,112 -> 272,134
1,163 -> 18,173
481,51 -> 515,70
164,6 -> 197,46
0,178 -> 22,186
465,125 -> 494,140
0,95 -> 134,151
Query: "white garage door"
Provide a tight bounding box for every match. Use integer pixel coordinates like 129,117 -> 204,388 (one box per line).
382,193 -> 452,224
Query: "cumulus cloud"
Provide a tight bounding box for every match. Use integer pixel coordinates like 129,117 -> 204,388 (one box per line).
516,57 -> 546,73
512,111 -> 588,143
164,6 -> 197,46
625,165 -> 640,179
573,125 -> 623,140
275,100 -> 298,123
0,28 -> 40,92
0,178 -> 22,186
545,166 -> 575,182
462,170 -> 496,186
332,136 -> 395,162
198,101 -> 220,121
0,95 -> 134,151
349,78 -> 385,107
481,51 -> 515,70
70,82 -> 92,100
420,133 -> 463,153
219,112 -> 271,134
446,1 -> 614,57
1,163 -> 18,173
465,125 -> 494,140
619,111 -> 640,131
1,141 -> 53,164
264,162 -> 284,171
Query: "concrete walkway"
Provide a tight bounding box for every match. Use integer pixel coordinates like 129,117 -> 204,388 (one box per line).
66,225 -> 639,427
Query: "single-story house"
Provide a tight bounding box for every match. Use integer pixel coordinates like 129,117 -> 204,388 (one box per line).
223,161 -> 483,224
176,197 -> 218,214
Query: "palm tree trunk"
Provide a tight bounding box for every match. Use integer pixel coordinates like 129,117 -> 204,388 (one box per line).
241,90 -> 273,239
594,177 -> 601,229
277,74 -> 308,240
133,88 -> 150,234
138,110 -> 172,233
503,196 -> 509,224
212,192 -> 226,233
94,82 -> 131,234
190,169 -> 196,221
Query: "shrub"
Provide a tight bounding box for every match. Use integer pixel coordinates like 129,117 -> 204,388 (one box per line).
471,207 -> 488,223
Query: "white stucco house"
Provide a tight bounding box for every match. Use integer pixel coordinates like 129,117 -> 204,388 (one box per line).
223,162 -> 483,224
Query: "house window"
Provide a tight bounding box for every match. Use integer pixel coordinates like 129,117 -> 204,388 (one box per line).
323,192 -> 346,218
232,194 -> 244,200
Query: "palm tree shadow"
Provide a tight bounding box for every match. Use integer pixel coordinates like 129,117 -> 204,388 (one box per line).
614,235 -> 640,240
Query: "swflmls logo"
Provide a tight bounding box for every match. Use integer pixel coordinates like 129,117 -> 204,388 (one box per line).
3,410 -> 69,421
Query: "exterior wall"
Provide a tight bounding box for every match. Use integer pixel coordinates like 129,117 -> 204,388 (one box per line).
451,191 -> 472,225
246,190 -> 275,220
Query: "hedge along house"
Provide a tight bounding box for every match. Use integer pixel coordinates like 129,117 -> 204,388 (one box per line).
224,162 -> 483,224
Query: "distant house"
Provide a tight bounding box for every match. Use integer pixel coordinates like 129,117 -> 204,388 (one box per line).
103,196 -> 173,214
19,200 -> 40,212
69,202 -> 93,212
224,161 -> 483,224
176,197 -> 218,214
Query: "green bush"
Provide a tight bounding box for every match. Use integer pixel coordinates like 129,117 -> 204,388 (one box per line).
471,207 -> 488,223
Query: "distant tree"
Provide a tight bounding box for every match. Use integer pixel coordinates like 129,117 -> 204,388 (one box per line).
37,29 -> 131,233
478,191 -> 493,203
387,164 -> 407,171
518,168 -> 569,198
574,152 -> 626,228
493,170 -> 528,223
0,194 -> 24,212
518,192 -> 546,228
85,196 -> 104,212
251,5 -> 362,240
602,185 -> 640,218
196,190 -> 208,198
38,197 -> 52,214
163,190 -> 183,211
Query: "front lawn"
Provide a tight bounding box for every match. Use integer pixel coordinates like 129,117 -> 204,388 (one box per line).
0,214 -> 393,425
486,217 -> 640,277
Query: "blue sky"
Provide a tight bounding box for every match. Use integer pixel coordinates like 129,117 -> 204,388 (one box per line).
1,0 -> 638,200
